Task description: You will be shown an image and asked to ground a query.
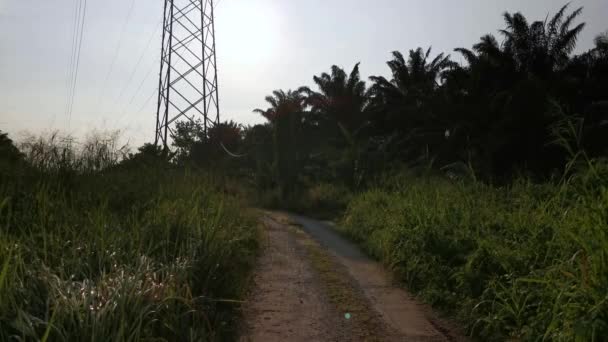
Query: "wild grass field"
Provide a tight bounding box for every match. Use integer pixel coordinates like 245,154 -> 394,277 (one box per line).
338,162 -> 608,340
0,134 -> 258,341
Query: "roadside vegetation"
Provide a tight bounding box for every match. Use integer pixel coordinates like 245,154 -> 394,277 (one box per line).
0,132 -> 257,341
1,2 -> 608,341
340,158 -> 608,340
239,4 -> 607,340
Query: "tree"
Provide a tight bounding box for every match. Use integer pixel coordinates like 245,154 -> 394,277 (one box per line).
254,89 -> 308,197
0,131 -> 24,175
595,32 -> 608,56
0,131 -> 23,163
367,48 -> 453,164
301,63 -> 368,141
299,64 -> 370,186
500,4 -> 585,78
439,4 -> 588,178
171,119 -> 206,164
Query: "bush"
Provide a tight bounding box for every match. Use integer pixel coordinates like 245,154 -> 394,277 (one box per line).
0,134 -> 258,341
339,164 -> 608,340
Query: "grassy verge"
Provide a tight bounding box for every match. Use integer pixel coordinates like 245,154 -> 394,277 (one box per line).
0,156 -> 258,340
337,165 -> 608,340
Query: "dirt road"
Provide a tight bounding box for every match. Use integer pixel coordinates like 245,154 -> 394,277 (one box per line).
239,212 -> 464,342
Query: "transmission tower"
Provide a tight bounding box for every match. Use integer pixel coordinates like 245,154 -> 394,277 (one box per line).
155,0 -> 220,148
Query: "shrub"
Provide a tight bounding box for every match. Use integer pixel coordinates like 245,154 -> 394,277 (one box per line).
0,134 -> 258,341
340,164 -> 608,340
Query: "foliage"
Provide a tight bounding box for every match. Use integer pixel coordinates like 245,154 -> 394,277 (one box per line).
0,133 -> 258,341
247,3 -> 607,190
0,131 -> 24,175
301,63 -> 367,138
339,162 -> 608,340
2,3 -> 607,340
253,89 -> 309,197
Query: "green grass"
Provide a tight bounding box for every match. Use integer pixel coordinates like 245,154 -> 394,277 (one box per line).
338,163 -> 608,341
258,182 -> 352,220
0,142 -> 258,341
292,225 -> 384,341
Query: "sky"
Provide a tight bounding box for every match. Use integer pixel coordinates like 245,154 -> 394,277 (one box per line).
1,0 -> 607,146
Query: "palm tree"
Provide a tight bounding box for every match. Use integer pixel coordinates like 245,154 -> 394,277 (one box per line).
300,63 -> 367,138
443,4 -> 587,178
299,64 -> 369,185
254,89 -> 308,197
367,47 -> 452,138
208,120 -> 243,152
453,3 -> 584,85
502,4 -> 584,77
369,48 -> 451,104
253,89 -> 306,124
364,47 -> 454,166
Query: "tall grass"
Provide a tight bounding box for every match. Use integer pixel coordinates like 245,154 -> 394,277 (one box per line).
0,133 -> 258,341
339,163 -> 608,340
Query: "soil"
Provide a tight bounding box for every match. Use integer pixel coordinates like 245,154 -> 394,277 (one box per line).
239,212 -> 466,342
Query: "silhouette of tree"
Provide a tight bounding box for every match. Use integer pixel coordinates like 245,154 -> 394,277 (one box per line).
255,89 -> 308,197
244,3 -> 607,184
0,131 -> 22,163
301,63 -> 367,142
367,48 -> 453,163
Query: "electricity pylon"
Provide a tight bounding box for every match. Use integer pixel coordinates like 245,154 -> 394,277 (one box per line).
155,0 -> 220,148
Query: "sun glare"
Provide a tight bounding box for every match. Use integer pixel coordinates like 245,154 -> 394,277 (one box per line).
218,0 -> 281,65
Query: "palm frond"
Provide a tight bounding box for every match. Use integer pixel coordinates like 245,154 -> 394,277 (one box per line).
455,48 -> 479,66
346,62 -> 363,92
548,3 -> 569,37
265,96 -> 278,108
553,22 -> 586,56
560,6 -> 583,36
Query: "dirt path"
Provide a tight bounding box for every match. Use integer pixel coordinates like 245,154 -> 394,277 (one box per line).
240,212 -> 465,342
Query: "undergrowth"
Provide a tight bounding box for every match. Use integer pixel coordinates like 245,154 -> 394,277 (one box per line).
339,161 -> 608,341
0,134 -> 258,341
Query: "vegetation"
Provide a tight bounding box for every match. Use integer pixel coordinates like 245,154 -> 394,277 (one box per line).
230,3 -> 606,190
231,4 -> 606,340
1,3 -> 607,341
340,159 -> 608,340
296,225 -> 385,341
0,132 -> 257,341
156,4 -> 606,204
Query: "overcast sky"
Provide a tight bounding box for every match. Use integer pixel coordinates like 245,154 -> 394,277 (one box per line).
1,0 -> 606,146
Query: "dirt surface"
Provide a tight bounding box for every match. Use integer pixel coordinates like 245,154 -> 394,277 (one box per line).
240,212 -> 465,342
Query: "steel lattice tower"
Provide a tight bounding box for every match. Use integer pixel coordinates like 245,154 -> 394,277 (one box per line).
155,0 -> 220,148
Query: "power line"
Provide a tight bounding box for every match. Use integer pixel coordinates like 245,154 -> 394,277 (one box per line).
95,0 -> 137,115
137,87 -> 158,114
120,57 -> 159,117
67,0 -> 88,128
117,86 -> 157,138
68,0 -> 88,126
63,0 -> 79,118
114,19 -> 163,109
119,26 -> 197,122
113,58 -> 158,131
63,0 -> 81,122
